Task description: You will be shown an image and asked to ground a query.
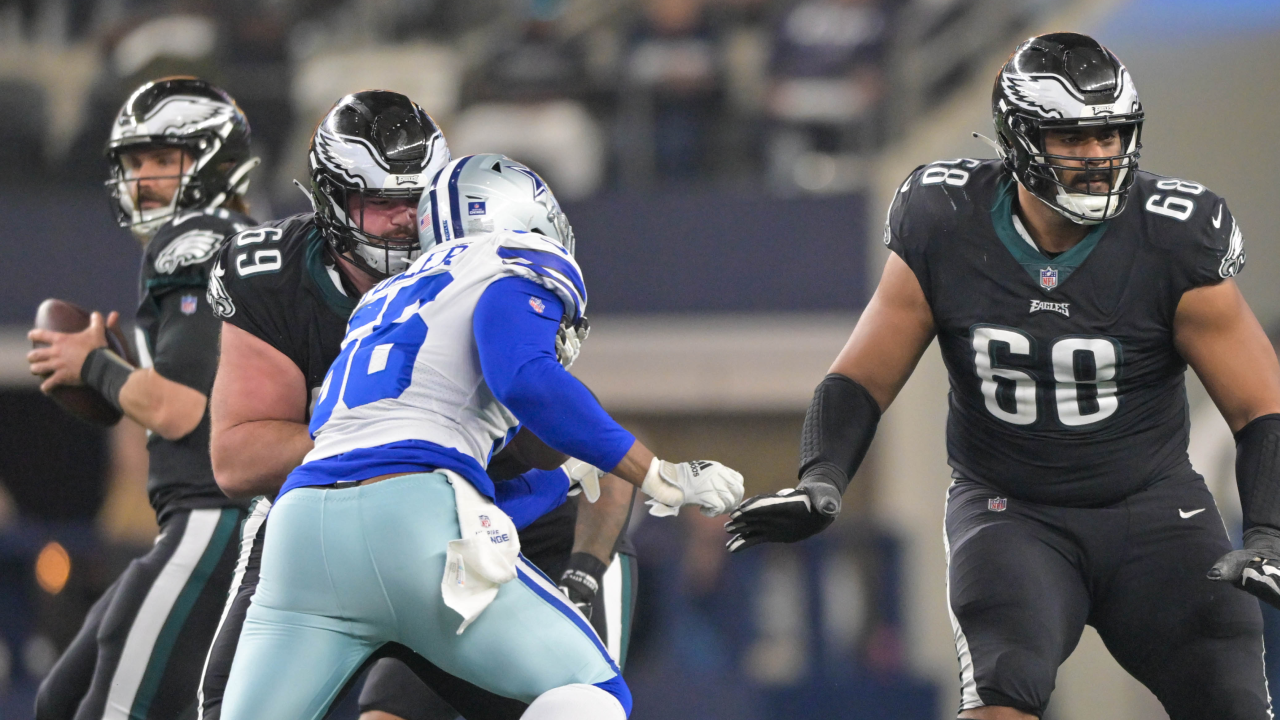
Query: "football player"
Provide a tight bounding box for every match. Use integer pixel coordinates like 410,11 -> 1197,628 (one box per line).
727,33 -> 1280,720
216,153 -> 743,720
202,94 -> 640,720
26,77 -> 259,720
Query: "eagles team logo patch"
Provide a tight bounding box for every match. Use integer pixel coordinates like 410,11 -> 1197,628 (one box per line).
529,296 -> 545,314
468,201 -> 486,216
988,497 -> 1008,512
180,295 -> 198,315
1039,267 -> 1059,290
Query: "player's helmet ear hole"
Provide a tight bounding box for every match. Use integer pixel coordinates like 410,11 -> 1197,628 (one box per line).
491,161 -> 502,172
530,229 -> 546,235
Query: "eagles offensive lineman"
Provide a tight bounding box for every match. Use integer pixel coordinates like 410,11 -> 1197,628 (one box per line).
728,33 -> 1280,720
27,77 -> 258,720
202,92 -> 640,720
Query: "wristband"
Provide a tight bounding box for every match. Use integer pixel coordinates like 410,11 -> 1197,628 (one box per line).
640,457 -> 683,506
81,347 -> 134,413
560,552 -> 609,596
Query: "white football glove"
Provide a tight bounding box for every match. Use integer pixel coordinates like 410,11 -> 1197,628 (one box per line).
640,458 -> 744,518
562,458 -> 602,503
556,317 -> 590,368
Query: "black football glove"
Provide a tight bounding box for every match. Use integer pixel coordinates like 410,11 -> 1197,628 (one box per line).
558,552 -> 608,619
724,477 -> 841,553
1208,527 -> 1280,610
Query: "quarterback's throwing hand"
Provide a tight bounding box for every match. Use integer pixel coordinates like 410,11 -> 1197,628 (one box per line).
640,459 -> 744,517
1209,528 -> 1280,610
725,478 -> 841,553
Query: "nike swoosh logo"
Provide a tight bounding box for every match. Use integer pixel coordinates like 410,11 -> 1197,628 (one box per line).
1179,508 -> 1206,519
1212,203 -> 1223,229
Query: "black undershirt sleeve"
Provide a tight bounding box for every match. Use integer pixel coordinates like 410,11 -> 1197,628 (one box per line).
798,373 -> 882,495
1236,413 -> 1280,533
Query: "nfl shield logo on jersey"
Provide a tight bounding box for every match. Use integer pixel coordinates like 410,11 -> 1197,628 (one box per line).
480,515 -> 491,528
528,296 -> 545,314
180,294 -> 198,315
988,497 -> 1007,512
1039,267 -> 1058,290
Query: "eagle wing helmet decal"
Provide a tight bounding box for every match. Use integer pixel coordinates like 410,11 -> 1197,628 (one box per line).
1001,67 -> 1140,120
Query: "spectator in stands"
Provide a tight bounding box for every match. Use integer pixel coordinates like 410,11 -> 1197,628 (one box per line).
765,0 -> 887,190
451,13 -> 606,199
622,0 -> 724,183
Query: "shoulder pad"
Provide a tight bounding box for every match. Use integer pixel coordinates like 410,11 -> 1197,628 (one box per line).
885,159 -> 996,250
1133,173 -> 1244,284
207,256 -> 236,318
152,226 -> 226,275
493,232 -> 586,321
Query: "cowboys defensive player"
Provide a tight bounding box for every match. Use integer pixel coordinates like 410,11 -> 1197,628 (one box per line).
728,33 -> 1280,720
27,77 -> 258,720
203,94 -> 637,720
217,153 -> 743,720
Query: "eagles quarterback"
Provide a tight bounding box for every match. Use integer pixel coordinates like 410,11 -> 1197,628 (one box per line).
26,77 -> 259,720
728,33 -> 1280,720
216,153 -> 744,720
203,93 -> 644,720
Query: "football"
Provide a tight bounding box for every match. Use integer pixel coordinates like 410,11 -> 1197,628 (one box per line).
33,298 -> 135,426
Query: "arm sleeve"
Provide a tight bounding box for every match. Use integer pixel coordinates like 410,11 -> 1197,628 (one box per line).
474,276 -> 634,472
494,468 -> 570,530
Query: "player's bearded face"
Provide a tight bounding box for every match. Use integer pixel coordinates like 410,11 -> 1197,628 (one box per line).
346,194 -> 417,244
120,146 -> 192,210
1043,127 -> 1123,194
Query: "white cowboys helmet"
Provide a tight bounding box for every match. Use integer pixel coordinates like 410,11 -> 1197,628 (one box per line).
417,154 -> 576,254
992,33 -> 1144,225
105,76 -> 259,240
308,90 -> 450,278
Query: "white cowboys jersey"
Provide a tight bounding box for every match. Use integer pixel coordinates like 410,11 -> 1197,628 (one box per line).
304,230 -> 586,475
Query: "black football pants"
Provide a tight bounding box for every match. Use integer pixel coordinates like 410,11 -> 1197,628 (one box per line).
36,507 -> 244,720
945,474 -> 1270,720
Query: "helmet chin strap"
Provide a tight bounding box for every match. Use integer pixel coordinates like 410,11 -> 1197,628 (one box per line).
1052,187 -> 1112,226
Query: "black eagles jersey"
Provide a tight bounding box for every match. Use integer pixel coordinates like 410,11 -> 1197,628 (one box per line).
137,207 -> 255,520
886,159 -> 1246,507
206,212 -> 633,558
208,213 -> 356,402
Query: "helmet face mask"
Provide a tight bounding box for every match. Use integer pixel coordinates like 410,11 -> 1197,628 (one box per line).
993,33 -> 1144,225
418,154 -> 576,255
308,90 -> 450,279
105,77 -> 257,240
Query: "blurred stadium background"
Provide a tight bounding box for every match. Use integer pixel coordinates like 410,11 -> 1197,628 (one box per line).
1,0 -> 1279,718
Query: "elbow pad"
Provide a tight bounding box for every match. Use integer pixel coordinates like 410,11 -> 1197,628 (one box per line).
798,374 -> 881,496
1236,413 -> 1280,532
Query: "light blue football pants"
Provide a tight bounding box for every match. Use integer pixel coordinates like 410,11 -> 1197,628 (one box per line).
219,473 -> 624,720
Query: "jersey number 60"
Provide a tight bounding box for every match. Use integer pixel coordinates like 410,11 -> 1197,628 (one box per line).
972,325 -> 1122,427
